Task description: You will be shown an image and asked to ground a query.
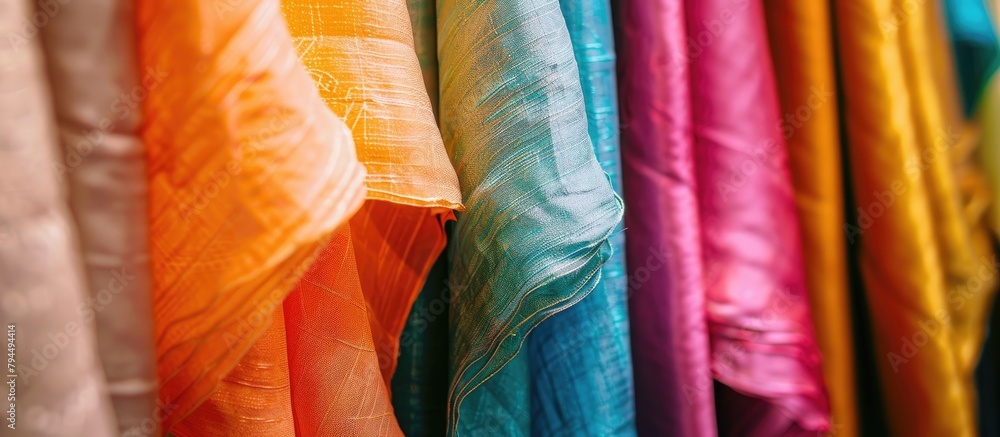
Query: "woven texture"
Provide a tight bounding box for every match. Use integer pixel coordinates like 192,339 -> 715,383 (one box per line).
172,0 -> 461,433
526,0 -> 636,434
0,0 -> 117,434
38,0 -> 158,433
614,0 -> 717,434
138,0 -> 367,430
437,0 -> 623,434
835,0 -> 997,435
685,1 -> 830,434
763,1 -> 857,435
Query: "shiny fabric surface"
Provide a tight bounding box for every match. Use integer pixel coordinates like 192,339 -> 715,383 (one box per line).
687,0 -> 830,434
437,0 -> 624,433
0,0 -> 117,434
525,0 -> 635,435
614,0 -> 717,434
835,0 -> 997,435
138,0 -> 367,430
763,1 -> 857,435
39,0 -> 158,433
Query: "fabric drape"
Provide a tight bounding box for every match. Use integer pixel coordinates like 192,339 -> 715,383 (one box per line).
763,1 -> 858,435
835,0 -> 997,435
686,1 -> 830,434
138,0 -> 367,431
0,0 -> 118,434
172,0 -> 462,434
524,0 -> 636,435
39,0 -> 158,433
438,0 -> 624,433
614,0 -> 717,434
391,1 -> 453,435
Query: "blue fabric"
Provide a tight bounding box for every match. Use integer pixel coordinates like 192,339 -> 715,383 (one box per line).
526,0 -> 636,435
436,0 -> 624,434
943,0 -> 1000,114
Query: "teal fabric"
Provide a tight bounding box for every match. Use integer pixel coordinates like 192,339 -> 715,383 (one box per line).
943,0 -> 1000,114
392,254 -> 450,436
437,0 -> 624,434
526,0 -> 636,435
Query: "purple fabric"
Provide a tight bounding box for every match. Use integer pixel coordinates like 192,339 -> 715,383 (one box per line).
615,0 -> 717,435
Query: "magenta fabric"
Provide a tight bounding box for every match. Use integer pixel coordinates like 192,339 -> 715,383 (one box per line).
615,0 -> 717,435
685,0 -> 830,435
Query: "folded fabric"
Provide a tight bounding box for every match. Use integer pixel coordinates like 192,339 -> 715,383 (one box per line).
835,0 -> 997,434
0,0 -> 117,434
526,0 -> 636,434
763,1 -> 857,435
686,0 -> 830,434
179,0 -> 462,434
437,0 -> 623,434
391,1 -> 452,434
137,0 -> 367,432
614,0 -> 717,434
39,0 -> 157,433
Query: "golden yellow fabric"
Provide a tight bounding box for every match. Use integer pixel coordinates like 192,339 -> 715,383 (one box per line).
763,2 -> 857,435
835,1 -> 996,435
171,0 -> 461,434
139,0 -> 367,430
280,0 -> 461,383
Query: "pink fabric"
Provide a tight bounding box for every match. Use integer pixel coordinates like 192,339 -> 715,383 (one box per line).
685,0 -> 830,434
616,0 -> 716,435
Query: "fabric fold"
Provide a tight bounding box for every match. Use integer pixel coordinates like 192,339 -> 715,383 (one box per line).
0,0 -> 118,434
39,0 -> 158,433
437,0 -> 624,434
138,0 -> 367,431
182,0 -> 463,434
685,0 -> 830,434
526,0 -> 636,434
613,0 -> 717,434
834,0 -> 997,435
763,1 -> 858,435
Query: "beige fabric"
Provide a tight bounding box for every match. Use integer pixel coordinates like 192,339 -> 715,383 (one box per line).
38,0 -> 158,434
0,0 -> 117,435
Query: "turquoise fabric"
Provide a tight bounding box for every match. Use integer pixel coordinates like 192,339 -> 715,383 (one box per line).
437,0 -> 624,434
943,0 -> 1000,114
526,0 -> 636,435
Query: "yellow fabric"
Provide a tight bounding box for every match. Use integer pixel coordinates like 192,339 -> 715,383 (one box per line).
835,0 -> 996,435
763,2 -> 857,435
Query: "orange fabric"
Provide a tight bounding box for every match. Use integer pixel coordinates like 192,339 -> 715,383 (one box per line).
139,0 -> 366,431
284,226 -> 400,435
280,0 -> 461,390
169,0 -> 461,435
763,2 -> 857,434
